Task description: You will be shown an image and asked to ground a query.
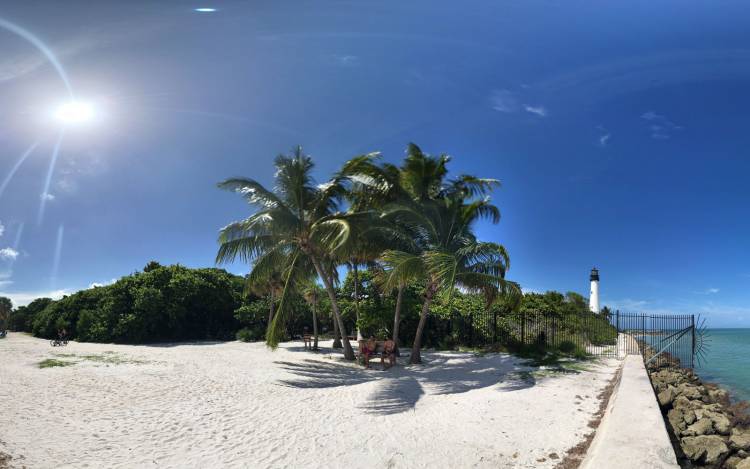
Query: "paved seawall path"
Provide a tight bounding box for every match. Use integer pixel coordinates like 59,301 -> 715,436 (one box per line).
582,355 -> 679,469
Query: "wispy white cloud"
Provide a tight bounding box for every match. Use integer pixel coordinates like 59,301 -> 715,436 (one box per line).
596,125 -> 611,147
40,192 -> 55,201
490,89 -> 520,112
524,105 -> 547,117
0,289 -> 68,307
694,287 -> 720,295
329,54 -> 359,67
490,89 -> 547,117
641,111 -> 682,139
89,278 -> 117,289
0,221 -> 4,238
0,247 -> 19,261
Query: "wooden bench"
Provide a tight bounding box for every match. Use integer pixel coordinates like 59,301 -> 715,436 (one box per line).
357,340 -> 396,369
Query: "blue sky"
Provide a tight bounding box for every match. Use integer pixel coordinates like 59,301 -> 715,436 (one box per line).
1,1 -> 749,326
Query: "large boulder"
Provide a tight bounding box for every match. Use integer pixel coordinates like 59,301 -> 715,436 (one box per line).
681,435 -> 729,465
694,409 -> 733,435
738,458 -> 750,469
731,428 -> 750,451
709,411 -> 732,435
676,383 -> 705,400
673,395 -> 702,411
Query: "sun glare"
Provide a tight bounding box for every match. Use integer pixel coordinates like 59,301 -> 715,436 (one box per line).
54,101 -> 95,124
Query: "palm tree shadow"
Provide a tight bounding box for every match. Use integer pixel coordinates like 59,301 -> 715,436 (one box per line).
416,353 -> 534,396
360,374 -> 424,415
276,352 -> 538,415
276,359 -> 377,388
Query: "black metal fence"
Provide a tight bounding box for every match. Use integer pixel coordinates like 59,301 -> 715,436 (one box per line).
425,310 -> 697,368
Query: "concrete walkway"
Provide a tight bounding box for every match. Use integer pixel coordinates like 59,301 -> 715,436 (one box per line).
581,355 -> 679,469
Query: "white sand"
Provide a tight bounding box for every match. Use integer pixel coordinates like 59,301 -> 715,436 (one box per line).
0,333 -> 619,469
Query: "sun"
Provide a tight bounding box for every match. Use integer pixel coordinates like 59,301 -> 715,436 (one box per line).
54,101 -> 95,124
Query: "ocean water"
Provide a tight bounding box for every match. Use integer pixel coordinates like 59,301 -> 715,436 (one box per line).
696,329 -> 750,402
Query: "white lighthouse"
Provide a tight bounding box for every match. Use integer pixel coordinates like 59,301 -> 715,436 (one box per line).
589,267 -> 600,313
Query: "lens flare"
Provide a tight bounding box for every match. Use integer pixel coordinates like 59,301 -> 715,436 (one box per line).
0,17 -> 73,98
38,130 -> 65,226
0,142 -> 38,201
51,225 -> 64,289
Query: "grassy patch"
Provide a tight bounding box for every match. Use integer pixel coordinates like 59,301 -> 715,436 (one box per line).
75,353 -> 146,365
38,358 -> 75,369
44,352 -> 148,368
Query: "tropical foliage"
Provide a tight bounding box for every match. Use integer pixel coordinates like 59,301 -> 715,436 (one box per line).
217,143 -> 520,363
11,263 -> 245,343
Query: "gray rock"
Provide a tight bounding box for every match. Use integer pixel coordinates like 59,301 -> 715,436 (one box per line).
709,387 -> 730,403
673,396 -> 694,410
708,411 -> 732,435
668,408 -> 688,435
681,435 -> 729,464
726,456 -> 743,469
684,409 -> 696,425
731,428 -> 750,451
683,418 -> 714,436
738,458 -> 750,469
658,386 -> 676,407
676,383 -> 704,400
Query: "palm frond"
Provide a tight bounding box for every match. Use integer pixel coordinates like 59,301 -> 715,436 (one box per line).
218,178 -> 285,210
380,250 -> 426,291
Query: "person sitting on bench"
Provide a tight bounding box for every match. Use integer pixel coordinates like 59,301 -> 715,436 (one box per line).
381,339 -> 396,369
361,336 -> 377,369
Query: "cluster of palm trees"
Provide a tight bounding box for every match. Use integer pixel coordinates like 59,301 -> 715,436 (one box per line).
216,143 -> 518,364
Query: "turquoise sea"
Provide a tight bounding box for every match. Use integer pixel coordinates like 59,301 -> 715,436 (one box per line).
696,329 -> 750,402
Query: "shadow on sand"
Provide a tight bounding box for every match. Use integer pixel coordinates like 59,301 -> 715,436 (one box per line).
276,352 -> 542,415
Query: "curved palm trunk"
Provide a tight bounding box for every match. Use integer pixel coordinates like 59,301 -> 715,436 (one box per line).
410,283 -> 437,364
312,301 -> 319,350
332,313 -> 342,348
312,257 -> 355,360
267,290 -> 276,337
353,263 -> 362,341
392,282 -> 404,357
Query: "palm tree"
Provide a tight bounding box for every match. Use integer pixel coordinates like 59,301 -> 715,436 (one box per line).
216,146 -> 372,360
301,282 -> 324,350
380,144 -> 517,364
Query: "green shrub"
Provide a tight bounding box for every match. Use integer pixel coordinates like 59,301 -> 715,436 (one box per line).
573,347 -> 589,360
558,340 -> 576,354
236,326 -> 264,342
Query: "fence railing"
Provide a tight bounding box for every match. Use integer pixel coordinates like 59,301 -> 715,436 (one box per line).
426,310 -> 696,368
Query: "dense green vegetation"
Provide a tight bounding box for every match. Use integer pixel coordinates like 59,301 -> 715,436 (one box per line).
7,261 -> 612,351
10,263 -> 246,343
0,296 -> 11,331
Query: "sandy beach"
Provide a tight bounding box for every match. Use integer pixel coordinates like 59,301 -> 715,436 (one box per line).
1,333 -> 618,469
